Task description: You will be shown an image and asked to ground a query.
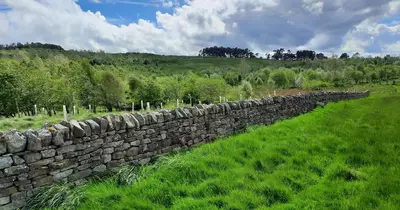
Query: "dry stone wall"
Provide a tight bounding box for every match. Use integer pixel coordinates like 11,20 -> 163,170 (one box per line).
0,91 -> 369,209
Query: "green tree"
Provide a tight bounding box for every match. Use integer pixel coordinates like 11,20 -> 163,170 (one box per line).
128,76 -> 142,99
99,71 -> 124,111
137,80 -> 163,107
78,60 -> 101,111
182,73 -> 202,104
0,64 -> 21,117
340,53 -> 349,59
159,76 -> 183,101
198,77 -> 228,103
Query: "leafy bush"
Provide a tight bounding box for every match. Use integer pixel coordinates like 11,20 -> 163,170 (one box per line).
303,69 -> 322,80
285,69 -> 297,88
197,77 -> 228,103
241,80 -> 253,99
268,69 -> 289,89
302,80 -> 332,90
295,74 -> 305,88
226,86 -> 244,101
223,71 -> 241,86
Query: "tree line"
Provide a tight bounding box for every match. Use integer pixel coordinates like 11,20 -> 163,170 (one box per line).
199,46 -> 374,61
0,42 -> 64,51
199,46 -> 257,58
267,49 -> 328,60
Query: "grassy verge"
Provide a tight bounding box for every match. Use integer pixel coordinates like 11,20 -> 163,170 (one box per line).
32,92 -> 399,210
4,84 -> 398,131
0,102 -> 195,131
0,111 -> 125,131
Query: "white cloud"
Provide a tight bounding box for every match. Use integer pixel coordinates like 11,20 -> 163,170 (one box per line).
232,22 -> 238,29
298,33 -> 331,50
162,1 -> 173,7
94,0 -> 180,8
352,18 -> 400,36
302,1 -> 324,15
388,0 -> 400,15
341,37 -> 374,53
0,0 -> 191,54
160,0 -> 180,8
340,14 -> 400,54
0,0 -> 399,56
382,41 -> 400,54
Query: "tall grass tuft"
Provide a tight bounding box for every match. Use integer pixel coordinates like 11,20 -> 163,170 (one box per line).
114,165 -> 141,186
26,184 -> 84,210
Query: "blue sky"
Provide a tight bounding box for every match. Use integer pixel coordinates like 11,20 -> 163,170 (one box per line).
78,0 -> 178,25
1,0 -> 400,56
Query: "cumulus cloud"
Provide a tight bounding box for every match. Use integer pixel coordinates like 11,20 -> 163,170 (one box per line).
302,0 -> 324,15
341,36 -> 375,53
90,0 -> 179,8
382,41 -> 400,54
388,0 -> 400,15
160,0 -> 180,8
0,0 -> 399,55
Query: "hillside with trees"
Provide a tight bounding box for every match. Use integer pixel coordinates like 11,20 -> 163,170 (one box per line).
1,42 -> 400,118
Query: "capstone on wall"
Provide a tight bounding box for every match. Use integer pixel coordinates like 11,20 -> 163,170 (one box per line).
0,91 -> 369,209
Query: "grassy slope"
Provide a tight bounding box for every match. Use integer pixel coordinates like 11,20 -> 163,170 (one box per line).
2,49 -> 273,75
74,94 -> 400,210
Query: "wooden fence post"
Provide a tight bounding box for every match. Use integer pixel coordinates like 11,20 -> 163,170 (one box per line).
63,105 -> 68,121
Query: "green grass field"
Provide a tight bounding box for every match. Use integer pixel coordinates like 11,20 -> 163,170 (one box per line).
3,84 -> 398,131
33,92 -> 400,210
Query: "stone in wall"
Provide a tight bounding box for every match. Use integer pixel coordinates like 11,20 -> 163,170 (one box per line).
2,131 -> 27,153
